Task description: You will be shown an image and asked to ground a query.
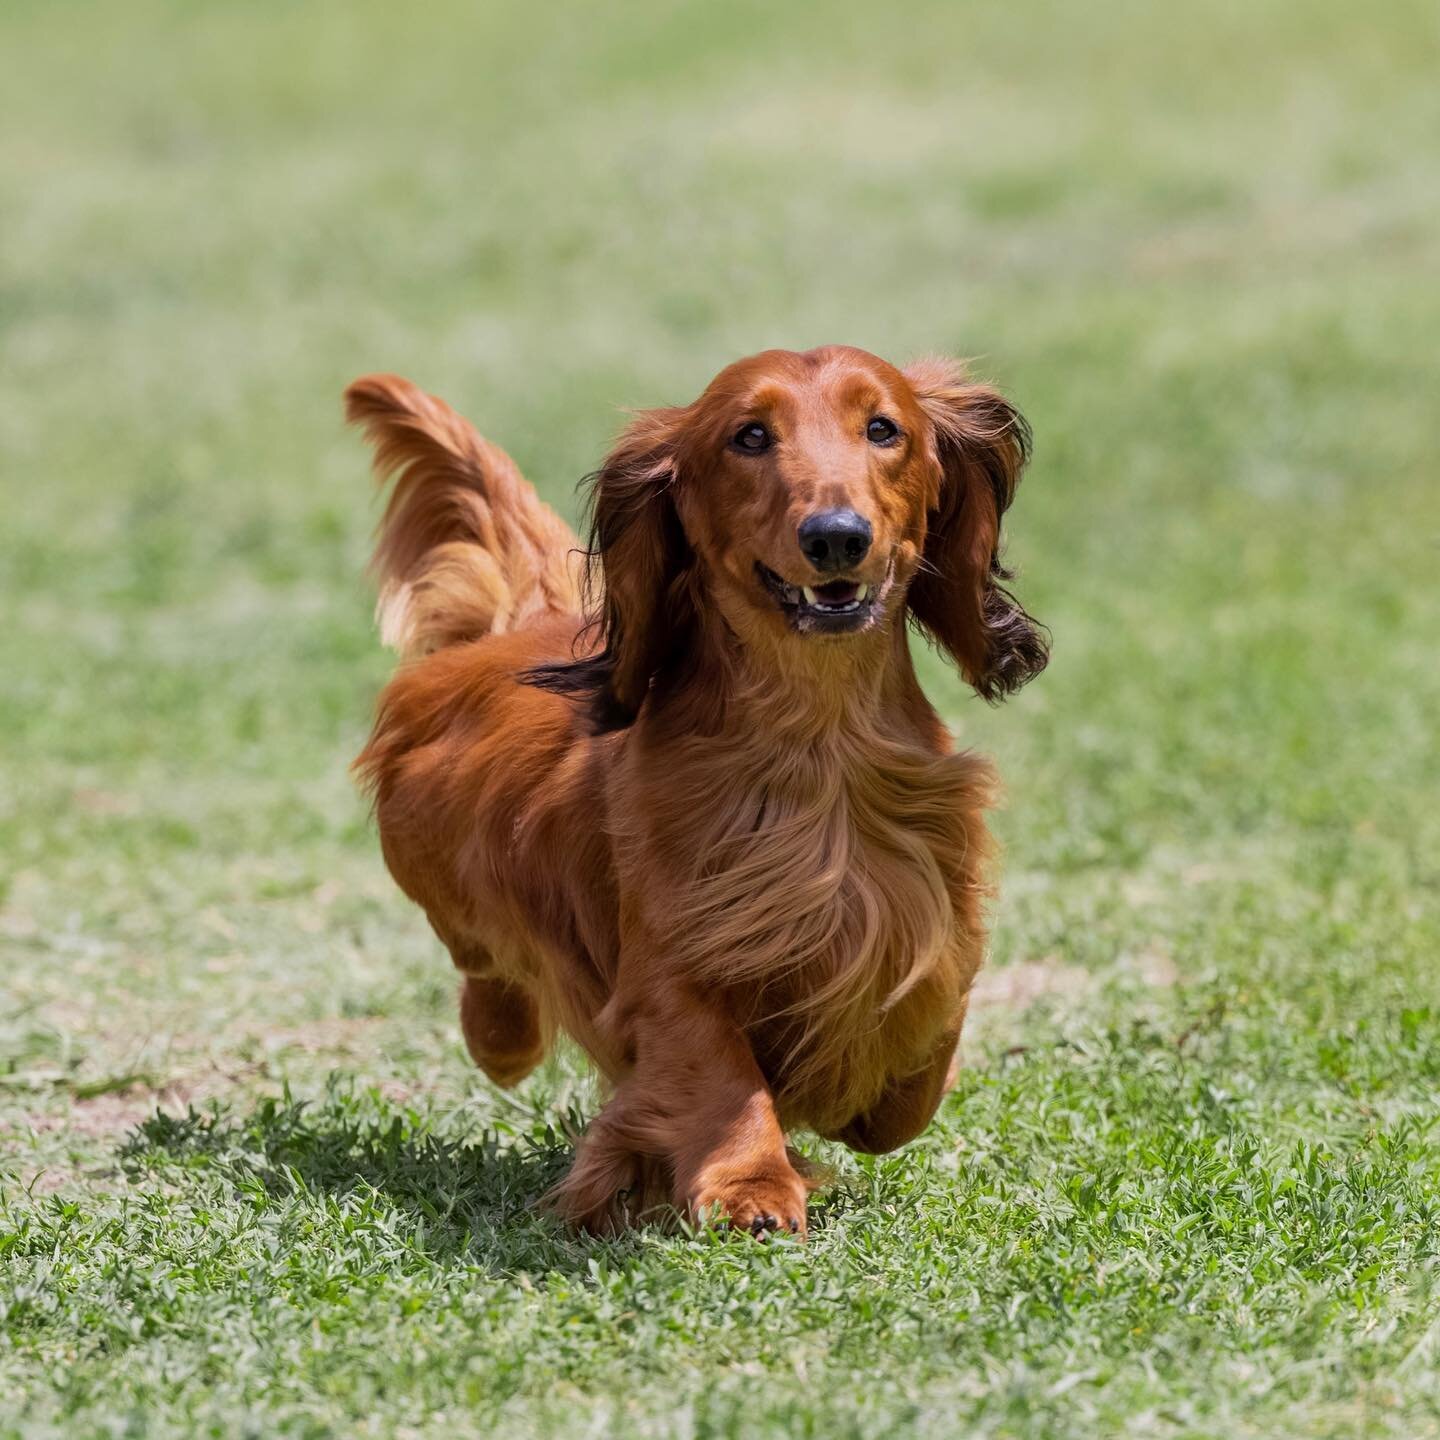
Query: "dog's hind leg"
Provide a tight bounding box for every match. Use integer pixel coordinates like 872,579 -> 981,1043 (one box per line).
449,940 -> 553,1089
543,1096 -> 675,1235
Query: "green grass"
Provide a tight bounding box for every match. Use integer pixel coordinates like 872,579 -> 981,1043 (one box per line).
3,0 -> 1440,1434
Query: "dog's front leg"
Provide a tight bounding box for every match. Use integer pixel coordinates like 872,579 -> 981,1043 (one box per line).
649,999 -> 809,1237
551,988 -> 808,1237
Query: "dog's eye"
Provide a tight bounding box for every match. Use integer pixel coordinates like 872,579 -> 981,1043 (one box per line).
731,422 -> 771,454
866,416 -> 900,446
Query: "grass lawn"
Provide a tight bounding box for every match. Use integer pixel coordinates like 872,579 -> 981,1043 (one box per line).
3,0 -> 1439,1434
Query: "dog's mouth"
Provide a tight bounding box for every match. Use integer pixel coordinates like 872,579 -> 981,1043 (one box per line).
756,562 -> 888,635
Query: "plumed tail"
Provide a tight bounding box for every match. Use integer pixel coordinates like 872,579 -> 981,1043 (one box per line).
344,374 -> 583,658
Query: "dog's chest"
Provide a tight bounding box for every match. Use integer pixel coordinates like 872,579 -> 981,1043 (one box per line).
648,739 -> 991,1122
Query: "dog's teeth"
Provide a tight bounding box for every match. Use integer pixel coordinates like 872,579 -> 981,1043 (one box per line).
802,586 -> 818,604
856,584 -> 870,601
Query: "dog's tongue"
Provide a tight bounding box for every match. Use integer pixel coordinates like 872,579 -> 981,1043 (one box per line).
813,580 -> 859,604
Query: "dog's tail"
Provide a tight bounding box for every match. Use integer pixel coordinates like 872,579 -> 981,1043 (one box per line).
344,374 -> 583,658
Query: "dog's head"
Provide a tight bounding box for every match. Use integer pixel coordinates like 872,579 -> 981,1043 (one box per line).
530,346 -> 1047,730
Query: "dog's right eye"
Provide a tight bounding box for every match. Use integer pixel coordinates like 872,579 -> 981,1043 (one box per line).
731,423 -> 771,454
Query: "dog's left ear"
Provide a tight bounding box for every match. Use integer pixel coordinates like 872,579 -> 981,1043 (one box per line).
903,357 -> 1048,701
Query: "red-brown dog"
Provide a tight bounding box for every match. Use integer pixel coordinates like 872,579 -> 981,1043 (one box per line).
346,346 -> 1046,1236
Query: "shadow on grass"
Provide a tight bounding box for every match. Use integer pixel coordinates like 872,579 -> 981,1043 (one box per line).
117,1082 -> 613,1273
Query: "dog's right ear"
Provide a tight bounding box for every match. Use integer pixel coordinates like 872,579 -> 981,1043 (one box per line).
525,406 -> 694,731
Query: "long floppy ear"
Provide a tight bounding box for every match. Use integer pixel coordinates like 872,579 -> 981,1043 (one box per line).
524,406 -> 693,731
904,357 -> 1049,701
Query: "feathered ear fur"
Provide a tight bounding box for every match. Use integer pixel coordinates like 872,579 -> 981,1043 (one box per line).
525,406 -> 694,731
903,358 -> 1048,701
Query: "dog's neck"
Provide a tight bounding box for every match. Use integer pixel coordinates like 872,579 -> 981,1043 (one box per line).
648,596 -> 941,756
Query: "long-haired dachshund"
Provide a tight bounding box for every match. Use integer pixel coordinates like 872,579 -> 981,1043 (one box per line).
345,346 -> 1046,1237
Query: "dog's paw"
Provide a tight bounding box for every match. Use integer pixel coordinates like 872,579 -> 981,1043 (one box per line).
688,1167 -> 808,1240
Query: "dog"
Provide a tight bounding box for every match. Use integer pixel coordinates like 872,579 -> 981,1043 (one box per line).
345,346 -> 1046,1237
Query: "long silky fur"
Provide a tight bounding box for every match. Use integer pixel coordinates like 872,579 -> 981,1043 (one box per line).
632,662 -> 997,1132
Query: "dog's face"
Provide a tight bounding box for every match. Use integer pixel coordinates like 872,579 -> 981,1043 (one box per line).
673,349 -> 934,640
530,345 -> 1047,729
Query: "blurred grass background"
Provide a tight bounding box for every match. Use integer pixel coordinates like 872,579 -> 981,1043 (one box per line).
2,1 -> 1439,1436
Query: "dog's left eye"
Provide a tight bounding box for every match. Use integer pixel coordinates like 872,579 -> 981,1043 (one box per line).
866,416 -> 900,446
732,423 -> 772,454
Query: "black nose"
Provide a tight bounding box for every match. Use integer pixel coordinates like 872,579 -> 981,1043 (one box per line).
797,508 -> 873,573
